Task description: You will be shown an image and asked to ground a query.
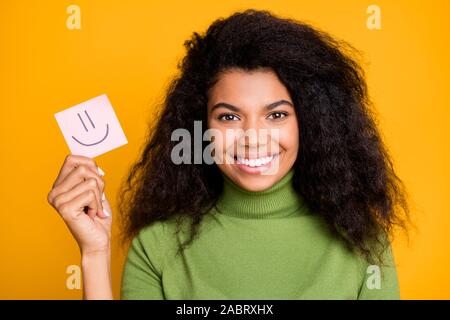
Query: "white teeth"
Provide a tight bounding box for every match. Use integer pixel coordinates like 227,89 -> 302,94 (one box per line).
236,155 -> 275,167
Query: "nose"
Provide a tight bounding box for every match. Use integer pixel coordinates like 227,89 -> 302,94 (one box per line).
237,118 -> 271,154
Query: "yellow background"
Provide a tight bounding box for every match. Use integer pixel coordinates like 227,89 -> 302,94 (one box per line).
1,0 -> 449,299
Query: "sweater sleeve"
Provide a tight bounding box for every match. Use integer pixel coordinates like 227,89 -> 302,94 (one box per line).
357,244 -> 400,300
120,223 -> 166,300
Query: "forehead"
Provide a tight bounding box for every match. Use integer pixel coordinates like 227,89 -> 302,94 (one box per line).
207,68 -> 292,108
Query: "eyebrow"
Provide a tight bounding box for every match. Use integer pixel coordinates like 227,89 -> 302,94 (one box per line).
210,99 -> 294,113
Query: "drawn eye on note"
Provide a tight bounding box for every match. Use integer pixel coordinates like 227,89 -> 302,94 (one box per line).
54,94 -> 127,158
72,110 -> 110,146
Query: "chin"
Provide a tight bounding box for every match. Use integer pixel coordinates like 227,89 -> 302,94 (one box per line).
237,178 -> 277,192
228,167 -> 285,192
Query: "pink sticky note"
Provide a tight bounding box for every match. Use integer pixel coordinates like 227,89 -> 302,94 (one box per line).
54,94 -> 128,158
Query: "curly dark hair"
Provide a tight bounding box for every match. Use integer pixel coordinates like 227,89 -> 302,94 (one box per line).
118,9 -> 409,264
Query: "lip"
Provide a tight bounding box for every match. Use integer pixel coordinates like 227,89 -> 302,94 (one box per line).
233,153 -> 280,174
234,153 -> 278,160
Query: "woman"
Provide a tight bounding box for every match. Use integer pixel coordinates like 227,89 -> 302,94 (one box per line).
47,9 -> 408,299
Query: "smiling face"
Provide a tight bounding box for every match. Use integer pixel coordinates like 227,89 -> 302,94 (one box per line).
207,68 -> 300,192
71,110 -> 110,146
54,94 -> 128,159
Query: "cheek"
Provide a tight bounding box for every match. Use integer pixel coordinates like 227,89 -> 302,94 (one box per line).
279,120 -> 300,155
207,127 -> 238,164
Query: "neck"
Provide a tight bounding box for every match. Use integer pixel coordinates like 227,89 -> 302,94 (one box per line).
214,169 -> 307,219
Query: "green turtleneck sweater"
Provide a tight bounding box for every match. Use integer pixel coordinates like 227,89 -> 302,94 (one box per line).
120,170 -> 400,299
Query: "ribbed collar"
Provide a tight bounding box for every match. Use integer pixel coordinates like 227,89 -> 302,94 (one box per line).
213,169 -> 307,219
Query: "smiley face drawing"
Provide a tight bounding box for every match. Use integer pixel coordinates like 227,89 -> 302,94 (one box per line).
54,94 -> 128,158
71,110 -> 110,146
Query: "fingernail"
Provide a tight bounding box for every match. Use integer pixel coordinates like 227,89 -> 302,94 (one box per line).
103,208 -> 110,217
97,167 -> 105,176
102,192 -> 106,201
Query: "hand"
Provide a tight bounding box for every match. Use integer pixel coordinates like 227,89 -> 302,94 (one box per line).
47,154 -> 112,255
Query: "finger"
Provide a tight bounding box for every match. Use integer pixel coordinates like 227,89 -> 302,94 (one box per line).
57,189 -> 98,222
53,178 -> 104,219
49,164 -> 105,204
53,154 -> 104,188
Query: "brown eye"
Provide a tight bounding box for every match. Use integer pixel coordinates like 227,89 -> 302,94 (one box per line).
218,114 -> 240,121
267,112 -> 288,120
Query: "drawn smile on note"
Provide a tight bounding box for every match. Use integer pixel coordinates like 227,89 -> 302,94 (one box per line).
71,110 -> 109,146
